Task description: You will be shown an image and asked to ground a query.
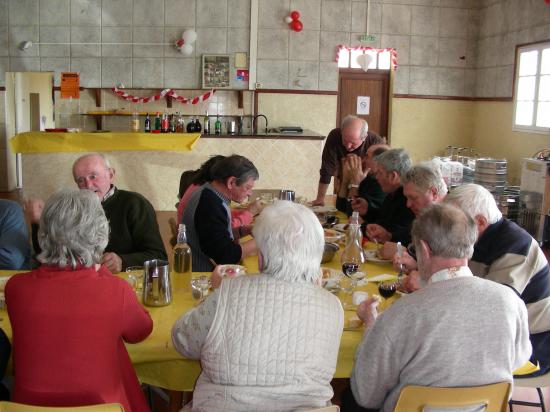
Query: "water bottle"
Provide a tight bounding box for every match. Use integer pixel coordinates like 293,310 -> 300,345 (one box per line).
173,224 -> 192,275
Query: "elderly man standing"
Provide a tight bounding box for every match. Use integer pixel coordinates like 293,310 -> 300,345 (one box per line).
365,148 -> 415,245
173,200 -> 343,411
349,203 -> 531,412
312,115 -> 384,206
446,183 -> 550,376
183,155 -> 258,272
27,153 -> 167,273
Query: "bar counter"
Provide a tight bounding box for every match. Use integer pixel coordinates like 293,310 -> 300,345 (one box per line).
13,130 -> 326,210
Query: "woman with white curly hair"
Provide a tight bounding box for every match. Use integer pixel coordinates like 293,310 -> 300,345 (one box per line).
6,189 -> 152,412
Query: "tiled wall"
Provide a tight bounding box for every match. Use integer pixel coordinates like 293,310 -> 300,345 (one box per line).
1,0 -> 549,97
475,0 -> 550,97
256,0 -> 479,96
0,0 -> 251,89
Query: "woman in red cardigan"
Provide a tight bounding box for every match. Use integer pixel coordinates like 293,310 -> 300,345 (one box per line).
6,189 -> 153,412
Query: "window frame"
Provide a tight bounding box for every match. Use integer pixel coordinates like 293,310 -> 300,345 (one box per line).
512,40 -> 550,135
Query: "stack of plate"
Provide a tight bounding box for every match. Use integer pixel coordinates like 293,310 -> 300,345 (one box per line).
474,158 -> 507,194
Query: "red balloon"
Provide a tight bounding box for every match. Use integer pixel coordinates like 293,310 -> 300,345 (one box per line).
291,20 -> 303,32
290,10 -> 300,20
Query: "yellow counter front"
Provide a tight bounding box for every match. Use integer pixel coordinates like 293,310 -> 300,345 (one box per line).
9,132 -> 201,154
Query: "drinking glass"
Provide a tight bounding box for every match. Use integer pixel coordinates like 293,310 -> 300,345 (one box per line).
191,276 -> 211,300
126,266 -> 144,294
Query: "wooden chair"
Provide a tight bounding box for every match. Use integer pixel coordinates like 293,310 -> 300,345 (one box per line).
0,403 -> 124,412
301,406 -> 339,412
509,370 -> 550,412
394,382 -> 511,412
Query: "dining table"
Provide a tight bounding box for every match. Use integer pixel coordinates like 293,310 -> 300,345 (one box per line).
0,228 -> 400,392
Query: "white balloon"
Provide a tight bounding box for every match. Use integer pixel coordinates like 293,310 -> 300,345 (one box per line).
284,16 -> 293,23
182,29 -> 197,44
356,53 -> 374,72
181,43 -> 194,55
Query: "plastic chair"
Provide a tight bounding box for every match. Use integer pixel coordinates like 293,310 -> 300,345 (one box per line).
0,403 -> 124,412
393,382 -> 511,412
509,370 -> 550,412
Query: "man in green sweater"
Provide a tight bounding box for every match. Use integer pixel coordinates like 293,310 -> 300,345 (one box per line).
27,154 -> 167,273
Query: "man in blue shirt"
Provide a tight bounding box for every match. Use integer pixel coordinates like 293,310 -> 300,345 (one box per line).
0,199 -> 30,270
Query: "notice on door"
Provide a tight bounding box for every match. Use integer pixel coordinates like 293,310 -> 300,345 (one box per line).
356,96 -> 370,115
61,72 -> 80,99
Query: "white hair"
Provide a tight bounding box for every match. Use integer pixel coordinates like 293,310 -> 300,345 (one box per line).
73,153 -> 112,171
402,161 -> 448,196
252,200 -> 324,284
445,183 -> 502,224
37,189 -> 109,269
341,115 -> 368,140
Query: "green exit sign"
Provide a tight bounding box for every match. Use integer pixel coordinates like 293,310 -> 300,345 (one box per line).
360,34 -> 377,43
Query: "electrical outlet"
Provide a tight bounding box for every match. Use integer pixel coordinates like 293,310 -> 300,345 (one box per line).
255,82 -> 263,89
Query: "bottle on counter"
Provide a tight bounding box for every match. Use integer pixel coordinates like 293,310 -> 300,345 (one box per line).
195,117 -> 202,133
144,113 -> 151,132
131,110 -> 140,132
154,112 -> 161,131
186,118 -> 195,133
169,113 -> 176,133
173,224 -> 192,275
215,115 -> 222,135
161,112 -> 169,133
176,113 -> 185,133
204,111 -> 210,135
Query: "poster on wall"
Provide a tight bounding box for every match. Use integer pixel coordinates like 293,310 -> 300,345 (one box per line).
356,96 -> 370,115
202,54 -> 231,89
60,72 -> 80,99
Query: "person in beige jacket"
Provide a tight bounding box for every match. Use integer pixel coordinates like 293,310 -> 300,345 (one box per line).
172,200 -> 344,412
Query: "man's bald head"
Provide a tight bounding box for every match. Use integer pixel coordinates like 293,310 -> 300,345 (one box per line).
72,154 -> 114,199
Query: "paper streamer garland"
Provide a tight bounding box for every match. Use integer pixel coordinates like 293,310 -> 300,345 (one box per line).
335,45 -> 398,69
111,87 -> 216,105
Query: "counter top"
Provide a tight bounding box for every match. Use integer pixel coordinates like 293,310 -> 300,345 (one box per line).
201,128 -> 325,140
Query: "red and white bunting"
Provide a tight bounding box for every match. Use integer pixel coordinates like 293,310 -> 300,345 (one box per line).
335,45 -> 398,69
111,87 -> 216,105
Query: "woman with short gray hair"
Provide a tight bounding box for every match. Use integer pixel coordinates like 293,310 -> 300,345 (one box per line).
173,200 -> 344,411
6,189 -> 153,412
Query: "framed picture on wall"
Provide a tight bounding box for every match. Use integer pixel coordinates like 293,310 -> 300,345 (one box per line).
202,54 -> 231,89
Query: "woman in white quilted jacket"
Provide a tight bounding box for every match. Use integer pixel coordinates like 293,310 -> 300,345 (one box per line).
172,200 -> 344,412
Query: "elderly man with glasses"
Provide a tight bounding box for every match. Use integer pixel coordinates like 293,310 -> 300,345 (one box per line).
347,203 -> 531,412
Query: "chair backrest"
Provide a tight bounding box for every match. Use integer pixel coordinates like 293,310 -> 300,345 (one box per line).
394,382 -> 511,412
0,403 -> 124,412
300,406 -> 339,412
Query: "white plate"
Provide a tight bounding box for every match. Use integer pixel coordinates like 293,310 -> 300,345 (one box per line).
367,273 -> 398,282
364,249 -> 393,263
333,223 -> 348,232
310,205 -> 337,213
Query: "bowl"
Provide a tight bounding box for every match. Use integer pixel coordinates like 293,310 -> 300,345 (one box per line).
322,242 -> 340,263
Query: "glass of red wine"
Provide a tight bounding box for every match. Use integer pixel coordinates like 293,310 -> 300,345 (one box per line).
378,281 -> 397,298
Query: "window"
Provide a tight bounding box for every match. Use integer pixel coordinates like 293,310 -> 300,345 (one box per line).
336,46 -> 397,71
513,41 -> 550,133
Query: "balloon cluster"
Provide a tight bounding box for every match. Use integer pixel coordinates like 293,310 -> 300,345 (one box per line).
284,10 -> 303,32
175,29 -> 197,55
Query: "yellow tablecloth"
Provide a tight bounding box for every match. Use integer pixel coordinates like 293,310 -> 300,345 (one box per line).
9,132 -> 201,154
0,244 -> 397,391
